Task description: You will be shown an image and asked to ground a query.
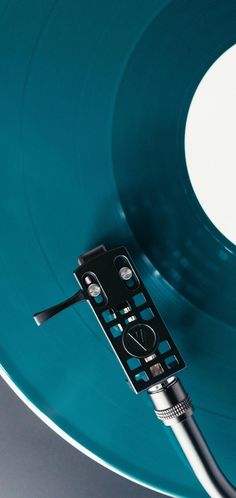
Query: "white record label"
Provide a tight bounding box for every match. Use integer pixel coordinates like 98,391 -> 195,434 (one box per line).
185,44 -> 236,245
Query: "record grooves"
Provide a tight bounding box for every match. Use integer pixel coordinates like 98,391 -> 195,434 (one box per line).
0,1 -> 235,496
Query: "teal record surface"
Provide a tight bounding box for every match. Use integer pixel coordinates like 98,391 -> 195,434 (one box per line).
0,1 -> 236,496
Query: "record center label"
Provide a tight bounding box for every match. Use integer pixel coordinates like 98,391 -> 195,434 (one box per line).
185,44 -> 236,245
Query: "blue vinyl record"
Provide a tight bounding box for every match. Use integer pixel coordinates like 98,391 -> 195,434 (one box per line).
0,1 -> 236,496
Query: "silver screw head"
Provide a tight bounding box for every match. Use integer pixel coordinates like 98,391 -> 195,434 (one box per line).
119,266 -> 132,280
88,283 -> 101,297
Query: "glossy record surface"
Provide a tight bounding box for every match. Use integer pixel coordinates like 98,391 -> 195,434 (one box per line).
0,1 -> 236,496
